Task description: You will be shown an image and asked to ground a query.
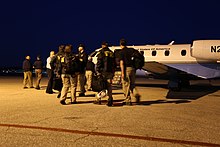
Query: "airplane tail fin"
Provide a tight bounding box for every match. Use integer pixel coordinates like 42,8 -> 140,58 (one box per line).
168,41 -> 175,45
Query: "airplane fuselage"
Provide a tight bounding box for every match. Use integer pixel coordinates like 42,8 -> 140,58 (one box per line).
90,40 -> 220,89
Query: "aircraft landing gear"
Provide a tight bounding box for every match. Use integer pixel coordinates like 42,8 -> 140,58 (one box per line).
168,76 -> 190,91
168,79 -> 181,91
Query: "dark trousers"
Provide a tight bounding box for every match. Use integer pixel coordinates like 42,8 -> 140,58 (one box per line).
46,68 -> 54,93
53,77 -> 63,92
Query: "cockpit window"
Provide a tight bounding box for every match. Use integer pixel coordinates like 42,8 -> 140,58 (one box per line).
181,50 -> 186,56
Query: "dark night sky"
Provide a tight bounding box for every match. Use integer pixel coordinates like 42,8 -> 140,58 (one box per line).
0,0 -> 220,67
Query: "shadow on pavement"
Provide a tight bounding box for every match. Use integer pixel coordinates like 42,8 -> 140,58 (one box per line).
136,83 -> 167,88
81,94 -> 96,97
166,85 -> 220,100
136,82 -> 220,100
139,99 -> 191,106
113,99 -> 191,107
62,99 -> 191,106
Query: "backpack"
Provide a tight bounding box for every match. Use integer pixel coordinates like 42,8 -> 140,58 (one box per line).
61,54 -> 79,74
91,74 -> 107,92
102,50 -> 115,73
54,54 -> 64,76
97,49 -> 115,73
131,49 -> 145,70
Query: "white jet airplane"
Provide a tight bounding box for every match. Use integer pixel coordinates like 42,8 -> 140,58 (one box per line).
90,40 -> 220,90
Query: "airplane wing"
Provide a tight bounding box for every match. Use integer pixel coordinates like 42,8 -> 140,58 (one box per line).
164,63 -> 220,79
143,62 -> 169,75
143,61 -> 220,79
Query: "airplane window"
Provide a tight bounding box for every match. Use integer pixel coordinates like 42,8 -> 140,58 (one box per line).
165,50 -> 170,56
152,50 -> 157,56
181,50 -> 186,56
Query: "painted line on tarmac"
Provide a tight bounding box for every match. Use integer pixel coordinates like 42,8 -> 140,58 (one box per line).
0,123 -> 219,147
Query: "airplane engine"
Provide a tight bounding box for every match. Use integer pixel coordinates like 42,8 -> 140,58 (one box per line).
191,40 -> 220,61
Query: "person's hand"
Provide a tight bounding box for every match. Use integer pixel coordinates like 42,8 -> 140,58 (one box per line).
121,73 -> 124,80
97,72 -> 101,76
56,73 -> 61,78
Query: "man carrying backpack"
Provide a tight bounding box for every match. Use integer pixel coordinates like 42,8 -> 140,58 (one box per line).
119,39 -> 141,105
95,41 -> 115,106
59,44 -> 78,105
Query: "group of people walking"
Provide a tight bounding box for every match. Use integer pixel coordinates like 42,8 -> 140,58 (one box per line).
22,39 -> 141,106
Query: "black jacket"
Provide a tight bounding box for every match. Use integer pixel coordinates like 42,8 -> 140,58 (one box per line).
50,51 -> 64,75
33,60 -> 43,69
96,47 -> 115,73
78,51 -> 88,73
86,60 -> 95,72
61,53 -> 79,74
23,59 -> 32,72
119,47 -> 135,68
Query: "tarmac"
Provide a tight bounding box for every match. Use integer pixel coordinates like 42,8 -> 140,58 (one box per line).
0,76 -> 220,147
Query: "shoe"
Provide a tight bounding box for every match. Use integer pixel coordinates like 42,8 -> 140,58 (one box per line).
122,100 -> 132,106
30,86 -> 34,88
78,93 -> 85,97
57,93 -> 61,98
71,101 -> 77,104
122,96 -> 132,106
97,90 -> 108,99
60,100 -> 66,105
106,98 -> 113,106
23,87 -> 28,89
46,91 -> 54,94
126,101 -> 132,106
35,87 -> 40,90
135,94 -> 141,104
93,99 -> 101,105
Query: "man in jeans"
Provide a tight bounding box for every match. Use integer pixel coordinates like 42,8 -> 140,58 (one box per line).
119,39 -> 141,105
